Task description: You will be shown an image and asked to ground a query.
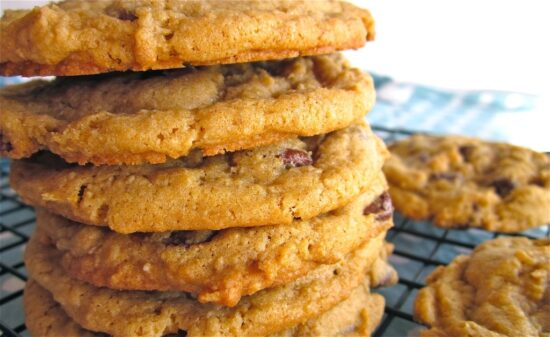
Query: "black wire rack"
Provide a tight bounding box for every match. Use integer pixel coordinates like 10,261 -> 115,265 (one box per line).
0,126 -> 548,337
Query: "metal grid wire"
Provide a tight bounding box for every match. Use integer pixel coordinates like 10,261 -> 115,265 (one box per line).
0,126 -> 549,337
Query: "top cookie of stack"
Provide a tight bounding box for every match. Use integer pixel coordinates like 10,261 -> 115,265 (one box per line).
0,0 -> 375,166
0,0 -> 374,76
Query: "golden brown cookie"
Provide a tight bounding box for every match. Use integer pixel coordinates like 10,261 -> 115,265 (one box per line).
11,122 -> 388,233
25,277 -> 385,337
0,0 -> 374,76
414,237 -> 550,337
35,170 -> 392,306
384,134 -> 550,232
0,54 -> 375,165
25,228 -> 395,337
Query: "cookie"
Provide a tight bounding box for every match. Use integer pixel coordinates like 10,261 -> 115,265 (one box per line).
414,237 -> 550,337
11,122 -> 388,233
25,229 -> 395,337
384,134 -> 550,232
0,0 -> 374,76
36,170 -> 392,306
25,277 -> 384,337
273,281 -> 385,337
0,54 -> 375,165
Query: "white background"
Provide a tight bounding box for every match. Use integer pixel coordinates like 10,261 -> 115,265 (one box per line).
347,0 -> 550,96
2,0 -> 549,95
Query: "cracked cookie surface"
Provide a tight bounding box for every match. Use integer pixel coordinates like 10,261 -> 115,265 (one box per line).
0,0 -> 374,76
414,237 -> 550,337
0,54 -> 375,165
384,134 -> 550,232
25,228 -> 395,337
36,170 -> 392,306
11,122 -> 388,233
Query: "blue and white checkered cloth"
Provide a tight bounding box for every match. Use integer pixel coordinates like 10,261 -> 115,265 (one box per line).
367,74 -> 548,151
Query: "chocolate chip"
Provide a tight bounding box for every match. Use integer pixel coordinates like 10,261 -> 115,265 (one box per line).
163,231 -> 215,246
280,149 -> 313,168
77,184 -> 87,203
491,178 -> 516,197
0,133 -> 13,152
531,177 -> 545,187
459,145 -> 474,161
302,134 -> 326,162
417,153 -> 430,163
117,9 -> 137,21
364,192 -> 393,221
430,172 -> 459,181
165,330 -> 187,337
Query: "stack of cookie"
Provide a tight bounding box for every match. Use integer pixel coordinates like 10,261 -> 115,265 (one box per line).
0,1 -> 397,336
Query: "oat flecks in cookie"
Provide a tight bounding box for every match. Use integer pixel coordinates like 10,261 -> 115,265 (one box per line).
0,54 -> 375,165
414,237 -> 550,337
25,228 -> 394,337
34,172 -> 391,307
10,122 -> 389,233
0,0 -> 375,76
384,134 -> 550,232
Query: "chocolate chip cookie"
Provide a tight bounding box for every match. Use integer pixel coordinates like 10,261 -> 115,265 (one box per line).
384,134 -> 550,232
414,237 -> 550,337
0,54 -> 375,165
0,0 -> 374,76
36,169 -> 392,307
25,276 -> 385,337
25,228 -> 396,337
11,122 -> 388,233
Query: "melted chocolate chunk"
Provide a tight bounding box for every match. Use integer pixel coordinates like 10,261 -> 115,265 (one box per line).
458,145 -> 474,161
163,231 -> 216,246
417,153 -> 430,163
116,9 -> 137,21
531,177 -> 546,187
0,133 -> 13,152
430,172 -> 460,181
364,192 -> 393,221
280,149 -> 313,168
491,178 -> 516,197
165,330 -> 187,337
77,184 -> 87,203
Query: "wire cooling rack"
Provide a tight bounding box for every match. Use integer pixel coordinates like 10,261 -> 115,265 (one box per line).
0,126 -> 548,337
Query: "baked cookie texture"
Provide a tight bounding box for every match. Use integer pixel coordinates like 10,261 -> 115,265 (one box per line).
384,134 -> 550,232
0,54 -> 375,165
35,171 -> 393,306
11,122 -> 388,233
414,237 -> 550,337
0,0 -> 374,76
25,277 -> 385,337
25,228 -> 396,337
